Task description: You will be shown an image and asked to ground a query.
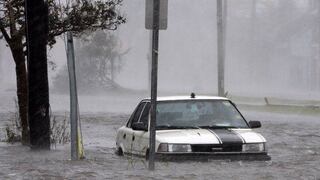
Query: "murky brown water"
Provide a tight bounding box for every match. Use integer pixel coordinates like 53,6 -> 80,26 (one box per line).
0,111 -> 319,179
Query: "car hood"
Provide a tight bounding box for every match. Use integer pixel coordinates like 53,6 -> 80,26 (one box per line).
156,128 -> 266,144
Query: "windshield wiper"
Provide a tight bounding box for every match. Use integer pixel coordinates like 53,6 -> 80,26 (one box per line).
156,125 -> 200,130
177,126 -> 200,129
199,125 -> 238,129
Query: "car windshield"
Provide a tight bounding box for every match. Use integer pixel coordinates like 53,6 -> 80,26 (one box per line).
156,100 -> 249,129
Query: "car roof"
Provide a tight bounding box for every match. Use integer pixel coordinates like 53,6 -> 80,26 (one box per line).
142,95 -> 229,102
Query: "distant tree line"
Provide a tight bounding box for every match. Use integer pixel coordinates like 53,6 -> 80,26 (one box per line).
226,0 -> 320,92
53,30 -> 130,93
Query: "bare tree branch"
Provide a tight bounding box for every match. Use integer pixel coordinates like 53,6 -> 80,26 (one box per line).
0,19 -> 11,43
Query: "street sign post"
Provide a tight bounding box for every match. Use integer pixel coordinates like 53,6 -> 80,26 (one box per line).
146,0 -> 166,171
148,1 -> 160,171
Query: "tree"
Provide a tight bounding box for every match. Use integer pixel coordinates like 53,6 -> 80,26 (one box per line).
0,0 -> 125,144
53,30 -> 129,93
26,0 -> 51,149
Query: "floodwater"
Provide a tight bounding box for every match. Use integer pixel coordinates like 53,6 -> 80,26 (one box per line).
0,109 -> 319,179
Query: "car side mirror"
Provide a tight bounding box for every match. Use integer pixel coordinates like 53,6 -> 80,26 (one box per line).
249,121 -> 261,128
132,122 -> 148,131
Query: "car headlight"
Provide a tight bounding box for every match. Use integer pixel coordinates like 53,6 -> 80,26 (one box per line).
157,143 -> 191,152
242,143 -> 265,152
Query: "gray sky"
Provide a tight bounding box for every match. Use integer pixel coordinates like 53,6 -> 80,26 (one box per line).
0,0 -> 319,100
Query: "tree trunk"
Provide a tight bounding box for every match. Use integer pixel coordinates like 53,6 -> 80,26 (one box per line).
26,0 -> 50,149
14,54 -> 29,145
10,42 -> 29,145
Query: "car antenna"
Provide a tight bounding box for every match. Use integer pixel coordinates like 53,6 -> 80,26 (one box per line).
191,92 -> 196,98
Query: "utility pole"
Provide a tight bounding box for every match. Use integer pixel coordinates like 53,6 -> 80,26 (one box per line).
318,0 -> 320,91
217,0 -> 226,97
250,0 -> 257,79
314,0 -> 320,91
66,32 -> 80,160
110,58 -> 115,82
25,0 -> 50,149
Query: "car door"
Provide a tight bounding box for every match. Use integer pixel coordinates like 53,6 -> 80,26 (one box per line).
132,102 -> 150,156
124,102 -> 146,155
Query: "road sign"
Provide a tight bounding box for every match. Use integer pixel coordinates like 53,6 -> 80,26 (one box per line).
145,0 -> 168,30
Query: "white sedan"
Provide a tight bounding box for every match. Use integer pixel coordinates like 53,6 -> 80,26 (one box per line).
116,95 -> 270,160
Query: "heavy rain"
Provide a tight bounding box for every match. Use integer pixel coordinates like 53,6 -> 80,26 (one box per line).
0,0 -> 319,179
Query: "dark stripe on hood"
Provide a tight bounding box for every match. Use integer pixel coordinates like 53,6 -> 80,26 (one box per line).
208,129 -> 243,144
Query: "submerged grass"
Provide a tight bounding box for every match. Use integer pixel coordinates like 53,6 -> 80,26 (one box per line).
2,99 -> 70,145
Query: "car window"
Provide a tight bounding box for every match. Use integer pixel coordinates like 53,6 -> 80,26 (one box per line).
139,102 -> 150,125
127,102 -> 146,128
156,100 -> 248,128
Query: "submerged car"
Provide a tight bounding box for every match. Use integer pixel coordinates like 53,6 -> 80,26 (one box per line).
116,95 -> 270,161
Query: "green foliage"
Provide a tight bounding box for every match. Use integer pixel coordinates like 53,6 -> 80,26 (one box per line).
0,0 -> 126,49
48,0 -> 126,47
5,114 -> 71,145
2,98 -> 70,145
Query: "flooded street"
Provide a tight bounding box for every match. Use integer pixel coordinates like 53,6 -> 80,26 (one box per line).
1,0 -> 320,179
0,109 -> 319,179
